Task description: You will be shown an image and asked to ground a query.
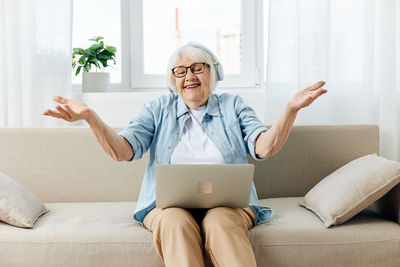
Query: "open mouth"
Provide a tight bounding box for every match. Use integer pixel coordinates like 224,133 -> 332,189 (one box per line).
184,83 -> 201,89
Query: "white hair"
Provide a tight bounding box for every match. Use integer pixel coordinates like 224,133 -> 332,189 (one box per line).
166,44 -> 219,93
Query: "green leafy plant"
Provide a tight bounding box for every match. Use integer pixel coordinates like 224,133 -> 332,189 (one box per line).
72,36 -> 117,76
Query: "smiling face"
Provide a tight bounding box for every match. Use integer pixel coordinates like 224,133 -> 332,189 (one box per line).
174,54 -> 211,109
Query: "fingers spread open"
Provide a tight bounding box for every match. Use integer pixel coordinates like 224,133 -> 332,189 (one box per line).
310,88 -> 327,99
52,95 -> 68,104
56,105 -> 71,120
308,81 -> 326,91
43,109 -> 63,119
64,105 -> 75,118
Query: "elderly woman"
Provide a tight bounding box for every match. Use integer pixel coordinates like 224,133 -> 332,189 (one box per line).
43,42 -> 327,267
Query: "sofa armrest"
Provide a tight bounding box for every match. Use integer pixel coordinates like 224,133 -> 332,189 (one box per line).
370,183 -> 400,224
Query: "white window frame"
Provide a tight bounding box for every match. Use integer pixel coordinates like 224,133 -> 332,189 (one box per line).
129,0 -> 264,89
72,0 -> 265,92
72,0 -> 132,93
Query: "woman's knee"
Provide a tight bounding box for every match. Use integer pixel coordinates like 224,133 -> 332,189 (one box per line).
202,207 -> 237,229
201,207 -> 252,232
157,208 -> 200,234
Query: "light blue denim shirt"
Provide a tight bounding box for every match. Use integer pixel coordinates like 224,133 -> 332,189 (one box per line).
118,92 -> 274,225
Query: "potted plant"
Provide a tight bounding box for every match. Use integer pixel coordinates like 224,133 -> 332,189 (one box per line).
72,36 -> 117,92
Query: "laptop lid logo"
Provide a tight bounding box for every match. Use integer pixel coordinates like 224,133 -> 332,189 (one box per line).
198,181 -> 213,194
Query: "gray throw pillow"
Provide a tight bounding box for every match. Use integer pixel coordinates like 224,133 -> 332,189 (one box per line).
0,170 -> 48,228
300,154 -> 400,227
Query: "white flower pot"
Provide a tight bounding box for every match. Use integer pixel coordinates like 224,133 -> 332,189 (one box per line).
82,72 -> 110,92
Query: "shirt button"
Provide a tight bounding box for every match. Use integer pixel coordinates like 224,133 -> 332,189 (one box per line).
168,146 -> 171,150
176,130 -> 179,135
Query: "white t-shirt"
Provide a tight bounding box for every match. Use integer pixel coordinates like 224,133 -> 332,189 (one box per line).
170,106 -> 225,164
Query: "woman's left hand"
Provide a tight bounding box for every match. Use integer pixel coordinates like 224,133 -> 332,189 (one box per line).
287,81 -> 327,112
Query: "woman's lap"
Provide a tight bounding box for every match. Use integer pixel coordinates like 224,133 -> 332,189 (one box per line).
143,206 -> 256,233
142,206 -> 257,267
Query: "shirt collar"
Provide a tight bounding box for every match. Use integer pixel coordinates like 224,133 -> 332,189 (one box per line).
205,93 -> 221,117
176,93 -> 221,118
177,95 -> 190,118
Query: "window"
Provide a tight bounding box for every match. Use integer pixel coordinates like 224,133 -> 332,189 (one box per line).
72,0 -> 264,91
72,0 -> 122,85
142,0 -> 241,75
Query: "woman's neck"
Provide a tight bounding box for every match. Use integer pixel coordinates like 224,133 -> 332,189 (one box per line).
185,99 -> 208,109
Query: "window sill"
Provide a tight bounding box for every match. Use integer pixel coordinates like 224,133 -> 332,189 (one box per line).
70,86 -> 266,127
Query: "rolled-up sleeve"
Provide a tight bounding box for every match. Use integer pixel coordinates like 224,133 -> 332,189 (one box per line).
118,104 -> 156,161
235,96 -> 268,161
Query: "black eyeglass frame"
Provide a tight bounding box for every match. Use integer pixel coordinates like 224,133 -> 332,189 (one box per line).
171,63 -> 209,78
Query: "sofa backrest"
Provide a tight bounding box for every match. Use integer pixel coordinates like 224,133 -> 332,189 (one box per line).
249,125 -> 379,198
0,125 -> 379,202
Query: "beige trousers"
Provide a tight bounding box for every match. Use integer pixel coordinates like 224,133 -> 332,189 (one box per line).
143,206 -> 257,267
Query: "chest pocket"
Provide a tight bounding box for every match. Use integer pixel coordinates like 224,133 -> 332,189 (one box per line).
206,116 -> 240,155
153,119 -> 180,164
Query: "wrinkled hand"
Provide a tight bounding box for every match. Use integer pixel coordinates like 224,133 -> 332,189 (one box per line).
287,81 -> 328,112
43,95 -> 91,122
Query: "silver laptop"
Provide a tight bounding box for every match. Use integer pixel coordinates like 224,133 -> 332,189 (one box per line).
156,164 -> 254,209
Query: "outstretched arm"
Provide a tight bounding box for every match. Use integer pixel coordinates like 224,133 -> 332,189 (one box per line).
43,95 -> 133,161
255,81 -> 327,159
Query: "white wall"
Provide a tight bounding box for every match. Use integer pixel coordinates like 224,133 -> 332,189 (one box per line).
72,88 -> 267,128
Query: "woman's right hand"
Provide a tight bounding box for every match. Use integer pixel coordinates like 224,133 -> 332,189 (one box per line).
43,95 -> 92,122
44,95 -> 133,161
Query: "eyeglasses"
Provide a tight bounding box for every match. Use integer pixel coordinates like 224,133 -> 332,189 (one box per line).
172,63 -> 208,78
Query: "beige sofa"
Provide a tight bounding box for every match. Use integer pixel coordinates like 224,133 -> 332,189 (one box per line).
0,125 -> 399,267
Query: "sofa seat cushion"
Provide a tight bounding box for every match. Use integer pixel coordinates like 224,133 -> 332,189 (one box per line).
0,202 -> 163,267
0,199 -> 399,267
253,198 -> 400,267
